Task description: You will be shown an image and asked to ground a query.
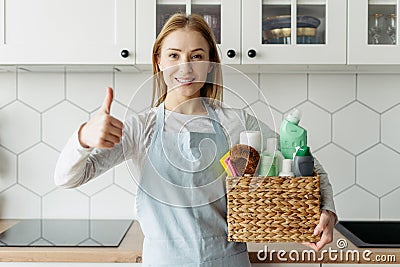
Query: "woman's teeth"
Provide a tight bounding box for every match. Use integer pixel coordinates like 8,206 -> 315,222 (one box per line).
176,78 -> 194,83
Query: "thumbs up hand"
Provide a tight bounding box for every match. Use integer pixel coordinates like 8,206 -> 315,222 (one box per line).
78,87 -> 124,149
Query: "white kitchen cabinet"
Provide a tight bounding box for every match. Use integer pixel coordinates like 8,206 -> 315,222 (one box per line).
242,0 -> 346,64
348,0 -> 400,64
135,0 -> 240,65
0,0 -> 135,64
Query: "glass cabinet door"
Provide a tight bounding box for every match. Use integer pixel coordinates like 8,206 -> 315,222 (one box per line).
136,0 -> 240,64
156,4 -> 186,37
191,2 -> 221,44
349,0 -> 400,64
191,0 -> 240,64
242,0 -> 346,64
136,0 -> 187,64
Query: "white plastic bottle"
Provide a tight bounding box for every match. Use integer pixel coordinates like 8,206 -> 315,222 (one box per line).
279,159 -> 294,177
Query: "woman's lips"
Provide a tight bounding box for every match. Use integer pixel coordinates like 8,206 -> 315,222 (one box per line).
175,77 -> 195,85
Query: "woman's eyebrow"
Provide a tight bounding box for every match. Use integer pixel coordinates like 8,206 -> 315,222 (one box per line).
191,48 -> 205,52
166,48 -> 205,52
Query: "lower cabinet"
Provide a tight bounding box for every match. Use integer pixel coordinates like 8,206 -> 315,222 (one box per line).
0,264 -> 141,267
323,265 -> 400,267
252,264 -> 320,267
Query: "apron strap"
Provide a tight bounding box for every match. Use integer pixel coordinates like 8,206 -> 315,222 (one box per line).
154,101 -> 165,134
201,98 -> 225,138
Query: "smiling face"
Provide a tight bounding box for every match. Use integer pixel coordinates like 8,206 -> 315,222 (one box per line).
157,28 -> 211,100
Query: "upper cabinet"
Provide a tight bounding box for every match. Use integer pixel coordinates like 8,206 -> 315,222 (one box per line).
0,0 -> 135,64
136,0 -> 240,65
242,0 -> 347,64
1,0 -> 399,66
348,0 -> 400,64
136,0 -> 346,65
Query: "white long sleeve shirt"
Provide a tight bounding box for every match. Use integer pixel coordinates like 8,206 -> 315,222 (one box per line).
54,105 -> 337,215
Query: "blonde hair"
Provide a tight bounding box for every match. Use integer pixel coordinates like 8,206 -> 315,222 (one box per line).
151,13 -> 223,108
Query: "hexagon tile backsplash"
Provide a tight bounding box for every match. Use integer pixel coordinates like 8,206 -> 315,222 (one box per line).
0,70 -> 400,221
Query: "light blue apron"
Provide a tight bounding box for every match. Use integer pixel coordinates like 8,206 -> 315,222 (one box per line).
136,99 -> 250,267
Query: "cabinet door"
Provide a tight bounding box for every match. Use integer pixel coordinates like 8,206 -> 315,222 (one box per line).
0,0 -> 134,64
136,0 -> 240,65
348,0 -> 400,64
242,0 -> 346,64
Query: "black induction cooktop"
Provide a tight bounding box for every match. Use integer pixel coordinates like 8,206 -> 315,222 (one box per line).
0,219 -> 133,247
335,221 -> 400,248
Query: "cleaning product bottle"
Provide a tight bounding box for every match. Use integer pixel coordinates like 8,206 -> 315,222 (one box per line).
293,146 -> 314,177
265,137 -> 284,175
280,108 -> 307,159
279,159 -> 294,177
259,153 -> 276,176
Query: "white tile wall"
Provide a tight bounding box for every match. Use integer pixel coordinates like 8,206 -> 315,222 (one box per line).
358,74 -> 400,113
0,146 -> 17,192
357,144 -> 400,197
314,144 -> 355,195
333,102 -> 380,155
0,185 -> 41,218
308,74 -> 356,113
42,188 -> 89,219
223,73 -> 258,109
0,70 -> 400,221
0,101 -> 41,154
334,185 -> 380,220
0,73 -> 16,108
90,185 -> 136,219
382,104 -> 400,152
259,74 -> 307,112
18,143 -> 59,195
18,72 -> 64,112
66,73 -> 113,113
114,72 -> 152,112
245,101 -> 282,132
42,101 -> 88,151
381,187 -> 400,220
295,102 -> 331,151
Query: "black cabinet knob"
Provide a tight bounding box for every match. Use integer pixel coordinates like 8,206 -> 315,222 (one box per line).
247,49 -> 256,58
227,49 -> 236,58
121,50 -> 130,58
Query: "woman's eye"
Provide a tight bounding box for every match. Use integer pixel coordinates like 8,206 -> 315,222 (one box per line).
169,53 -> 178,59
192,54 -> 202,60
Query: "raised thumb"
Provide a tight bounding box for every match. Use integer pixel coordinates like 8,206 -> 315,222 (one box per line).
100,87 -> 113,114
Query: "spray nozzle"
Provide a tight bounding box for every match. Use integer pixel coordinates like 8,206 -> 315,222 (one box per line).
286,108 -> 302,124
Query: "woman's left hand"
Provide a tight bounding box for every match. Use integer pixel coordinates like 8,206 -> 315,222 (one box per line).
302,209 -> 337,251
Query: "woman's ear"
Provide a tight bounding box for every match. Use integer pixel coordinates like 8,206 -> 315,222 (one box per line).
156,54 -> 163,71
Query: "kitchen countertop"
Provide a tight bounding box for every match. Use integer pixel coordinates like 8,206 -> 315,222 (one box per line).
0,219 -> 399,264
0,220 -> 143,263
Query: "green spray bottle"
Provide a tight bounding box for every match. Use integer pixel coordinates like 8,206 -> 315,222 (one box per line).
280,108 -> 307,159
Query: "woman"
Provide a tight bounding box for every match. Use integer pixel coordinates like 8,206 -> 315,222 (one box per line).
55,13 -> 337,266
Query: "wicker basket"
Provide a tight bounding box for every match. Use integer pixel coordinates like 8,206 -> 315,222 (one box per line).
226,175 -> 321,243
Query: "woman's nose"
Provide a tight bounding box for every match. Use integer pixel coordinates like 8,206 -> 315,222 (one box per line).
178,57 -> 193,73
